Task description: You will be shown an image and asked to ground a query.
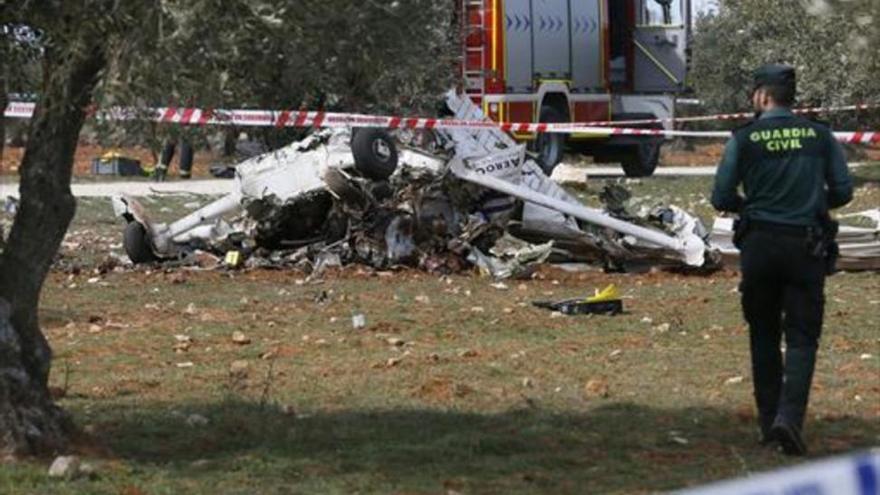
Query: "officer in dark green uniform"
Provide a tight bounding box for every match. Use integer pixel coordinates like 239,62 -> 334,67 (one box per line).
711,64 -> 853,456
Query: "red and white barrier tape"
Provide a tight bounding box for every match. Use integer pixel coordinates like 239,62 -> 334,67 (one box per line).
5,101 -> 878,144
590,103 -> 880,126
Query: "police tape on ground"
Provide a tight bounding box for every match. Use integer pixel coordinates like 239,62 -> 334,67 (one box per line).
676,450 -> 879,495
4,101 -> 879,145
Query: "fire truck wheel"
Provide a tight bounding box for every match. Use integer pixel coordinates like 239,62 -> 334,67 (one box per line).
352,129 -> 399,181
534,106 -> 566,174
123,221 -> 157,264
621,139 -> 662,178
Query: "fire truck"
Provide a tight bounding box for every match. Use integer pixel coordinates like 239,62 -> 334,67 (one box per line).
460,0 -> 692,177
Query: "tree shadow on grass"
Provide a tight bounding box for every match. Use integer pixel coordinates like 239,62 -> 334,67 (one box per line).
81,400 -> 880,494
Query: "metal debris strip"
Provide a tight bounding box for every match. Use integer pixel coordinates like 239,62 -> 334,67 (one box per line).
112,91 -> 722,277
711,210 -> 880,271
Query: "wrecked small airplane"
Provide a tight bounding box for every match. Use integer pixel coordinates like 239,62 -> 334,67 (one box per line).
113,91 -> 721,276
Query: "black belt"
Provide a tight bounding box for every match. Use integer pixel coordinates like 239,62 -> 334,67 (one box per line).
749,220 -> 813,237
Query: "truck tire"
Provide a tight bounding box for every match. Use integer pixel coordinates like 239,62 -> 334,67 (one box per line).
621,139 -> 662,178
123,221 -> 157,264
534,106 -> 566,175
351,129 -> 398,181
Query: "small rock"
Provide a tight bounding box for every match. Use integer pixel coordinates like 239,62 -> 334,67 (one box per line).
229,360 -> 249,378
670,435 -> 689,446
491,282 -> 509,291
608,349 -> 623,360
654,323 -> 671,333
79,462 -> 97,478
414,295 -> 431,304
176,362 -> 194,368
231,331 -> 251,345
351,313 -> 367,330
725,376 -> 744,385
522,377 -> 534,388
458,349 -> 479,358
184,303 -> 198,315
860,354 -> 874,360
641,317 -> 653,324
470,306 -> 485,313
387,337 -> 405,347
386,357 -> 402,368
186,414 -> 210,427
550,311 -> 565,319
193,250 -> 221,269
48,455 -> 81,479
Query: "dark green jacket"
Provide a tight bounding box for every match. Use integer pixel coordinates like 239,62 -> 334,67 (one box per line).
711,108 -> 853,226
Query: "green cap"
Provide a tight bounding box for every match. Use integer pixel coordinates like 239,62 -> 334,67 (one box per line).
753,64 -> 796,90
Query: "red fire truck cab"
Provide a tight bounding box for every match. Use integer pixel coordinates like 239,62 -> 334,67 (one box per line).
460,0 -> 692,177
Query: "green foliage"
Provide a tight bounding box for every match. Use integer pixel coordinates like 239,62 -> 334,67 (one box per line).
4,1 -> 460,150
690,0 -> 880,128
99,1 -> 458,131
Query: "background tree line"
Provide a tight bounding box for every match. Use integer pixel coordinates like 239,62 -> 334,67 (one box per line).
690,0 -> 880,129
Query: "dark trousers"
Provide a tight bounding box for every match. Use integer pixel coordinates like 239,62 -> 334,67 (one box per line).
158,140 -> 193,177
740,228 -> 825,433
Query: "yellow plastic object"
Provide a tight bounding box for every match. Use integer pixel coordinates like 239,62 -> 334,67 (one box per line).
100,150 -> 124,161
586,284 -> 620,303
225,250 -> 242,268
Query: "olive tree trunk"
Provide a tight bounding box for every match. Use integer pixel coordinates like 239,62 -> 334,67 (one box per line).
0,35 -> 106,457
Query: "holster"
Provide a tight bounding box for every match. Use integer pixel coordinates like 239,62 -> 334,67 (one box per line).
733,216 -> 750,250
808,214 -> 840,275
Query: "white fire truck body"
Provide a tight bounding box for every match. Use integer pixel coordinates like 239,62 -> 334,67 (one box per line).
460,0 -> 692,176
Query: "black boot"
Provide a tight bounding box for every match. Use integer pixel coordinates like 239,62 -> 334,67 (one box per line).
179,141 -> 194,180
751,342 -> 783,446
771,418 -> 807,456
773,346 -> 817,456
154,164 -> 168,182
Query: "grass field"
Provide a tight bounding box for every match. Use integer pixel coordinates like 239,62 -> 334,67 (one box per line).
0,165 -> 877,494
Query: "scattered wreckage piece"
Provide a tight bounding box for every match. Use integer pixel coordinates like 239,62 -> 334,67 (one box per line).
711,210 -> 880,271
533,285 -> 624,316
112,91 -> 721,274
437,91 -> 714,269
113,128 -> 399,262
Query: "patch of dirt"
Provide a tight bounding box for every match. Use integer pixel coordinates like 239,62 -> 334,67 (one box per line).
2,143 -> 221,178
661,143 -> 727,167
414,377 -> 473,403
662,142 -> 879,167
